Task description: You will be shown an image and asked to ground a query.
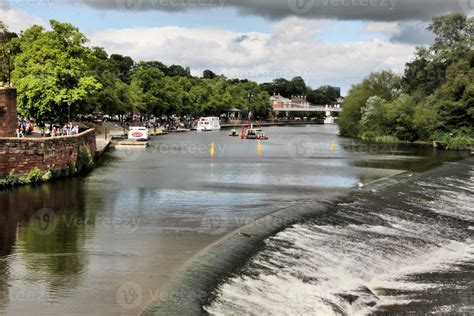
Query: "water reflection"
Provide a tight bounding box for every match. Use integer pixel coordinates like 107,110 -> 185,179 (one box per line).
0,125 -> 467,314
0,178 -> 93,307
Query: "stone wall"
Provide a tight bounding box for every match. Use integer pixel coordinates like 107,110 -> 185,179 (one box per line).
0,88 -> 18,138
0,129 -> 97,176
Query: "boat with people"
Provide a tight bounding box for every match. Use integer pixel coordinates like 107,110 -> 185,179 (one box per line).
245,128 -> 268,140
196,117 -> 221,132
229,128 -> 239,137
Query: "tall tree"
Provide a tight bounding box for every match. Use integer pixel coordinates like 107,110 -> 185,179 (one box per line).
203,70 -> 216,79
287,76 -> 307,97
12,21 -> 101,124
0,21 -> 17,85
108,54 -> 134,84
338,70 -> 401,137
402,13 -> 474,96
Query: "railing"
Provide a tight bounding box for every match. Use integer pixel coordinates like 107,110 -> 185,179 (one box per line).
272,106 -> 342,112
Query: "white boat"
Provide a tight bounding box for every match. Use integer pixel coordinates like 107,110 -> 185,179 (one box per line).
196,117 -> 221,132
324,116 -> 336,124
128,126 -> 149,141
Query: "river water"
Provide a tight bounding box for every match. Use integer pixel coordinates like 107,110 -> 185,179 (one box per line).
0,125 -> 469,315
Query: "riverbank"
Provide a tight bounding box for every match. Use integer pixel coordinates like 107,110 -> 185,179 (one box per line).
0,129 -> 98,189
143,155 -> 473,315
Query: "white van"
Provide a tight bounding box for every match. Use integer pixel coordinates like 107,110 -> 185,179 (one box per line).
128,126 -> 149,141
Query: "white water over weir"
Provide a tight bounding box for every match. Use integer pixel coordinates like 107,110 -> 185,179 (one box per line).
205,163 -> 474,315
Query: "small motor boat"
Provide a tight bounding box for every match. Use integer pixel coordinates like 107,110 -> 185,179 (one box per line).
246,128 -> 268,140
229,128 -> 239,137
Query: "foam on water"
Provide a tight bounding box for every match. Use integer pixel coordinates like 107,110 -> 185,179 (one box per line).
205,164 -> 474,315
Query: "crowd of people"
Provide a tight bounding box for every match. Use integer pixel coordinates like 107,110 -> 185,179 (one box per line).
15,119 -> 80,138
50,124 -> 80,137
14,119 -> 33,138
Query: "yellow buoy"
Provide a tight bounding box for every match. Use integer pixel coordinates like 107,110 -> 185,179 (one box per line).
330,140 -> 335,153
210,142 -> 215,158
257,140 -> 262,155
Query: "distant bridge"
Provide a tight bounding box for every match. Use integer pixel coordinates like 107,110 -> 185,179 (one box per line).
272,106 -> 342,113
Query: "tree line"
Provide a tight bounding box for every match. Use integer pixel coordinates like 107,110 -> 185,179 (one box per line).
338,13 -> 473,149
0,20 -> 339,126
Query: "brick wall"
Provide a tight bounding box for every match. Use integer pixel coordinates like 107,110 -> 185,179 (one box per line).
0,129 -> 97,176
0,88 -> 18,138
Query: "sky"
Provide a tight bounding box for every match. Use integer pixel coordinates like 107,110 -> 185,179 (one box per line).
0,0 -> 472,94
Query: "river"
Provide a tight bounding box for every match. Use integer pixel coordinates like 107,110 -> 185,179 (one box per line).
0,125 -> 469,315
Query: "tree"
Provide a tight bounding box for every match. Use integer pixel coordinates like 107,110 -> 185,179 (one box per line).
131,62 -> 182,115
203,70 -> 216,79
383,94 -> 416,141
0,21 -> 17,85
402,14 -> 473,97
359,96 -> 387,137
413,99 -> 439,140
84,47 -> 136,118
108,54 -> 134,84
271,78 -> 291,97
12,20 -> 101,124
307,86 -> 340,105
287,76 -> 307,97
338,70 -> 401,137
436,57 -> 474,131
167,64 -> 191,77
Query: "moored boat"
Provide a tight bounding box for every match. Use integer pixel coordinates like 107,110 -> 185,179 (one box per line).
229,128 -> 239,137
128,126 -> 149,141
196,117 -> 221,132
245,128 -> 268,140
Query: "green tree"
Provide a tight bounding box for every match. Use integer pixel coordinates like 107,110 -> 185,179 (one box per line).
307,85 -> 340,105
413,99 -> 439,140
203,70 -> 216,79
12,21 -> 101,124
271,78 -> 291,97
108,54 -> 134,84
402,13 -> 473,96
338,70 -> 401,137
287,76 -> 307,97
384,94 -> 416,141
0,21 -> 17,85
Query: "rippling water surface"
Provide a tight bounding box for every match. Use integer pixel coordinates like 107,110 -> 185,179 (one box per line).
205,161 -> 474,315
0,125 -> 468,314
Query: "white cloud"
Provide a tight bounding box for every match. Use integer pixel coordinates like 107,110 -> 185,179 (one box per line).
0,8 -> 46,33
89,17 -> 416,94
